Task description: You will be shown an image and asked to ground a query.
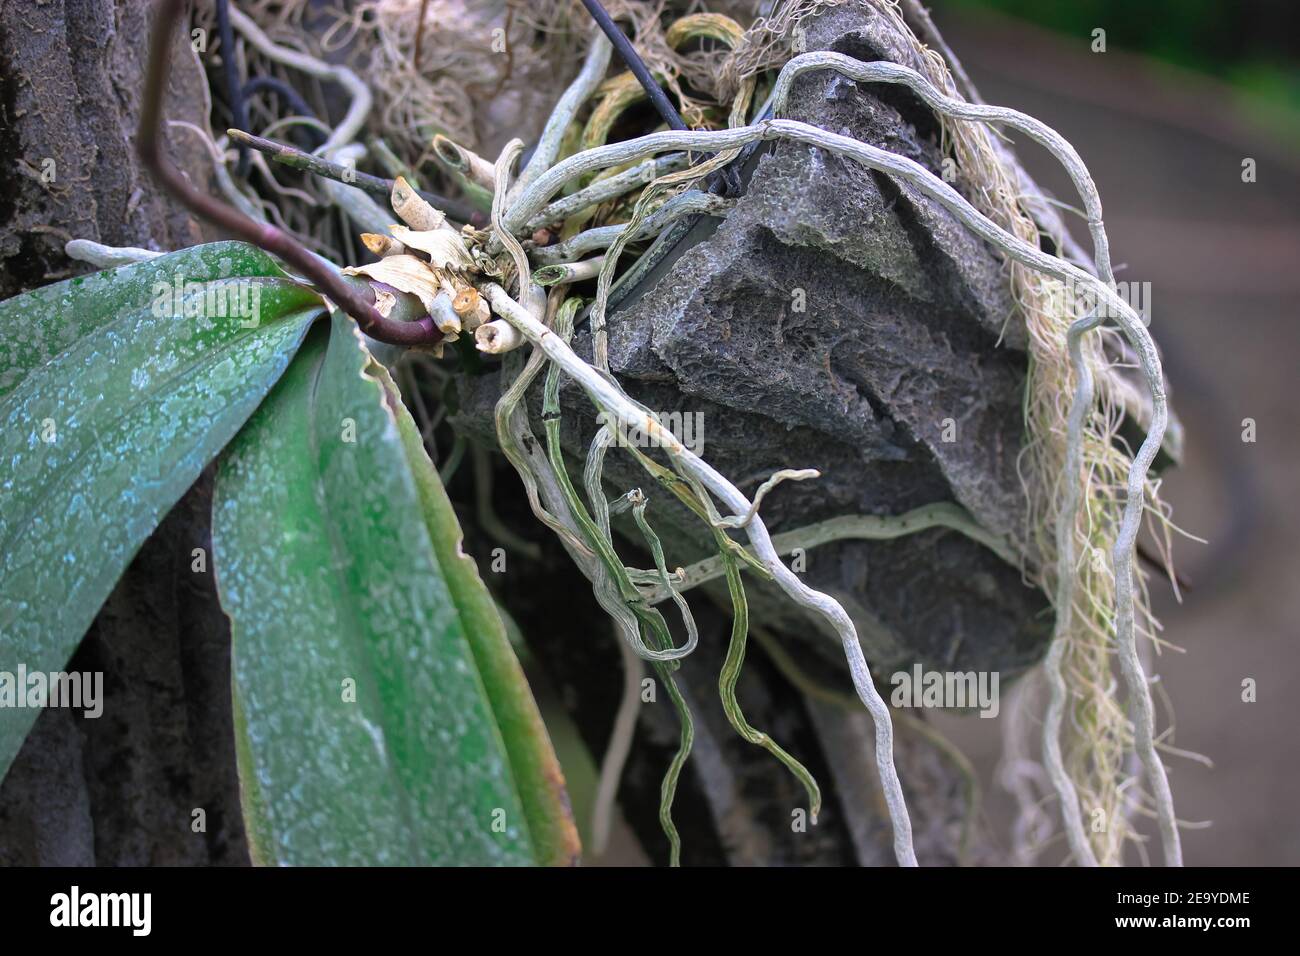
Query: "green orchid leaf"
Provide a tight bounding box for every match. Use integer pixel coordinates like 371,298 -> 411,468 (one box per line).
0,241 -> 323,777
214,313 -> 577,865
379,360 -> 580,866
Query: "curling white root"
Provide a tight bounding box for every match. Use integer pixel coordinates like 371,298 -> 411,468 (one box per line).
770,52 -> 1114,283
640,501 -> 1018,605
524,154 -> 692,233
64,240 -> 161,268
508,22 -> 613,209
591,626 -> 646,858
529,192 -> 735,265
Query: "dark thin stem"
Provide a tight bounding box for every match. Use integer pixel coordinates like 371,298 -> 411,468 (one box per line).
228,128 -> 482,225
578,0 -> 745,197
578,0 -> 687,131
243,76 -> 318,121
215,0 -> 250,177
414,0 -> 431,73
242,76 -> 324,150
140,0 -> 441,346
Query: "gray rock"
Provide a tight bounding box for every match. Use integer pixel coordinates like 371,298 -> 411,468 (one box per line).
456,1 -> 1053,681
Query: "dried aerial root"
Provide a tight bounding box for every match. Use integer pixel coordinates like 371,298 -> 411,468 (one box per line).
475,319 -> 524,354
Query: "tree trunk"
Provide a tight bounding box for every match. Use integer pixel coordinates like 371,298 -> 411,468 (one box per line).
0,0 -> 248,865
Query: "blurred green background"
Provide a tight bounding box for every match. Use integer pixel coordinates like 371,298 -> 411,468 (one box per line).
942,0 -> 1300,125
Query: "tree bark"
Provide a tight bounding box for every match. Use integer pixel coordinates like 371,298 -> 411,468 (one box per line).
0,0 -> 248,865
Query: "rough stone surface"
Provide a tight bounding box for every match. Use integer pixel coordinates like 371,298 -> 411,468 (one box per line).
457,1 -> 1053,680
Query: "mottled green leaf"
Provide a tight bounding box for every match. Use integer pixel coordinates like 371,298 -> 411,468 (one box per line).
381,364 -> 580,866
214,314 -> 574,865
0,242 -> 323,776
